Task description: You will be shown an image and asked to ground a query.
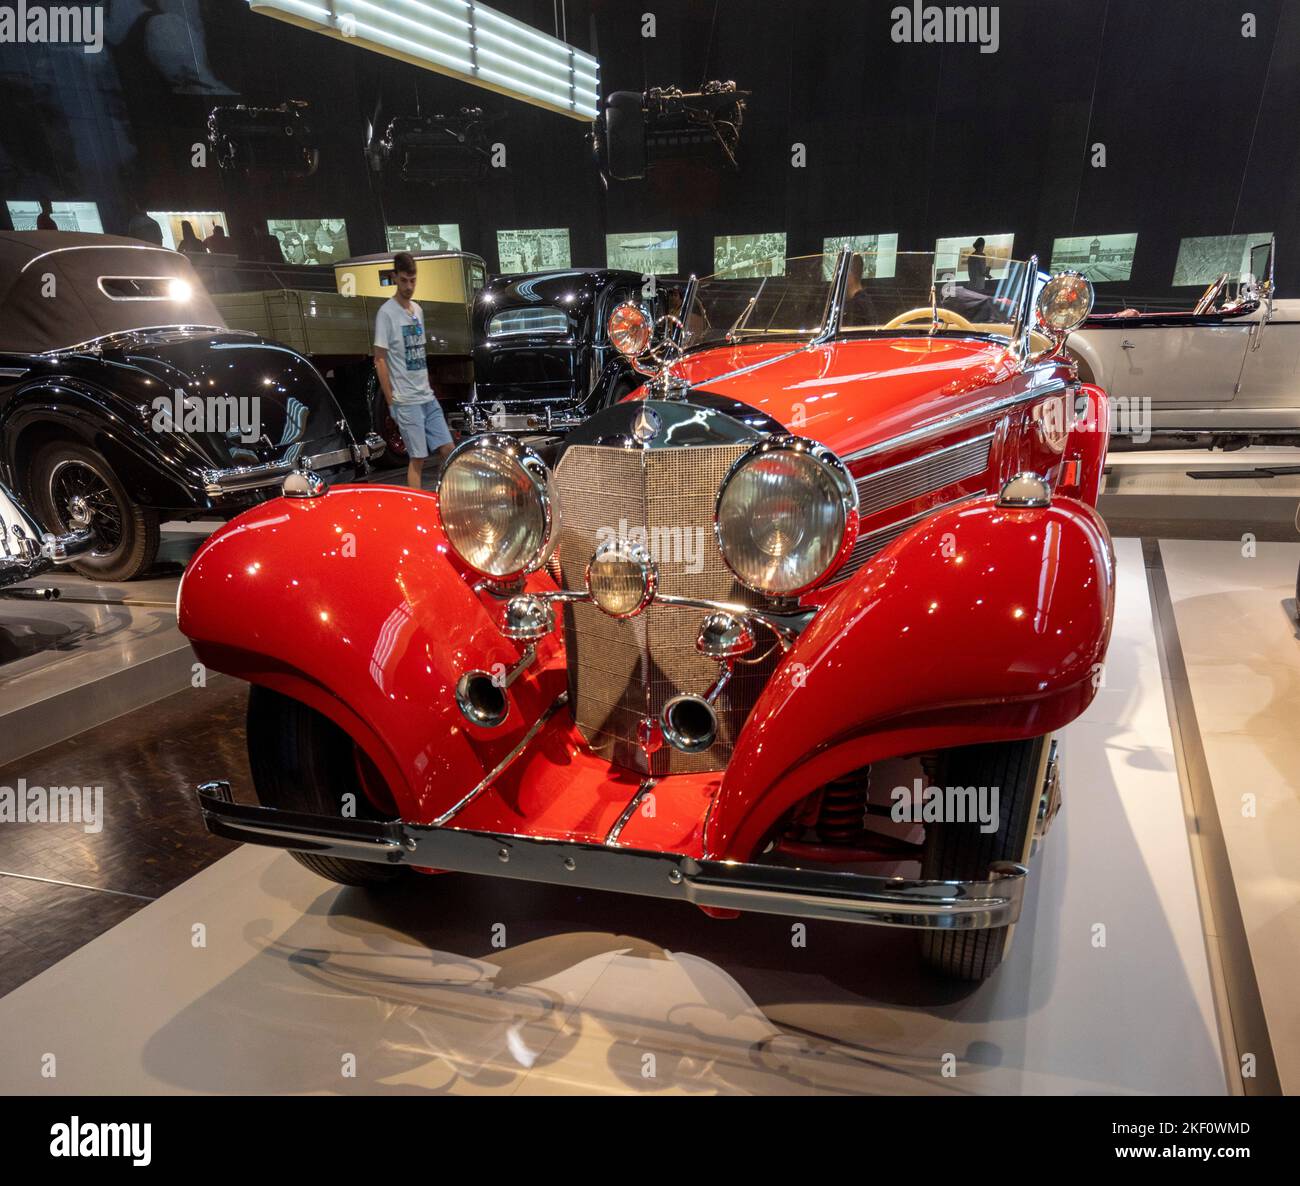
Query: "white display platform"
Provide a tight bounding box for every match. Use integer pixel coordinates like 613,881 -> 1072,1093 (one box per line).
0,540 -> 1227,1095
1161,539 -> 1300,1095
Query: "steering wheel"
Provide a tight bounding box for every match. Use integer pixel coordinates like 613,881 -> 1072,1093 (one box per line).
882,306 -> 976,331
1193,274 -> 1229,316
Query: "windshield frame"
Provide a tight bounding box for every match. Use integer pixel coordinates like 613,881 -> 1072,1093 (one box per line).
678,248 -> 1039,357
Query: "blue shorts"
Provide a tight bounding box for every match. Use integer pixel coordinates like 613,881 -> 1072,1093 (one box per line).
390,398 -> 453,460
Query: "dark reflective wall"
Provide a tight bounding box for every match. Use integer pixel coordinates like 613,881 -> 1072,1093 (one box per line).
1,0 -> 1297,297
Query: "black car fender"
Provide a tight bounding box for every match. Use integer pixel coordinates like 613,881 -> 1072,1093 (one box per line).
2,378 -> 213,512
589,351 -> 643,409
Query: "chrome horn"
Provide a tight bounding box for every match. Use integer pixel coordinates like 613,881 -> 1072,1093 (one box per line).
661,611 -> 754,753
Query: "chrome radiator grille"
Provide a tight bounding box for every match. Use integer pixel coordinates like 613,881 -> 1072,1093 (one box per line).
555,444 -> 778,776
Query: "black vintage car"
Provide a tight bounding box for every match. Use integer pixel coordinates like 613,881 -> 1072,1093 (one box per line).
467,268 -> 669,433
0,232 -> 383,580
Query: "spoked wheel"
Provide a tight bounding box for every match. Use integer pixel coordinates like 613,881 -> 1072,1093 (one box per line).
367,368 -> 407,462
31,443 -> 159,581
917,735 -> 1049,981
246,685 -> 410,887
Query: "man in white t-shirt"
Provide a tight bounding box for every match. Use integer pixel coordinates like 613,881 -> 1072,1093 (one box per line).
373,251 -> 454,489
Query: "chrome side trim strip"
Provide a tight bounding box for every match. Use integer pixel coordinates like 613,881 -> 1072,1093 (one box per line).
841,382 -> 1066,464
684,344 -> 811,391
854,431 -> 994,517
432,690 -> 570,826
605,778 -> 659,847
857,430 -> 994,489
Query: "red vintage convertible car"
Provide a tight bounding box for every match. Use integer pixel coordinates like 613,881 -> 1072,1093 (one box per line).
181,251 -> 1114,981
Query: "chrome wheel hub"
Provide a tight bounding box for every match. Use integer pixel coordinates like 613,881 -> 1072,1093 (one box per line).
67,495 -> 92,527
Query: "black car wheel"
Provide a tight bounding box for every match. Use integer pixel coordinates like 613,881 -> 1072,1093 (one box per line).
367,368 -> 408,463
31,443 -> 160,582
246,685 -> 409,888
917,735 -> 1048,981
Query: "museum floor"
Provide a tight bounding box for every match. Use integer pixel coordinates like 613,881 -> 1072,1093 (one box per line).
0,454 -> 1297,1095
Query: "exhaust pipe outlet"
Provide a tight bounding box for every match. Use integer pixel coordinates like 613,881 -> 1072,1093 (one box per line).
0,586 -> 61,601
455,671 -> 509,728
661,693 -> 718,754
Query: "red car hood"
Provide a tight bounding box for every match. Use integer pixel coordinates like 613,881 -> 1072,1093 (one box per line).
670,336 -> 1019,457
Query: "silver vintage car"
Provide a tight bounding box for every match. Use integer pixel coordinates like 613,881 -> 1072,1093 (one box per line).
1069,238 -> 1300,448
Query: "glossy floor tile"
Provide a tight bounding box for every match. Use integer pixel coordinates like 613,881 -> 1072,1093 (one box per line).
0,675 -> 248,991
0,524 -> 215,764
1160,539 -> 1300,1095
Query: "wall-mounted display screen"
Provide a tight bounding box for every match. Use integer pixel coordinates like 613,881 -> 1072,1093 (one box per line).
713,233 -> 787,278
386,224 -> 462,252
1050,234 -> 1138,283
148,211 -> 229,252
496,228 -> 571,274
822,234 -> 899,280
1172,233 -> 1273,287
266,219 -> 350,265
934,233 -> 1016,282
606,231 -> 679,274
7,200 -> 103,233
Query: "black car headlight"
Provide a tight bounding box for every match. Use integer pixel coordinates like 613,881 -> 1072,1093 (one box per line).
436,436 -> 555,580
715,436 -> 858,597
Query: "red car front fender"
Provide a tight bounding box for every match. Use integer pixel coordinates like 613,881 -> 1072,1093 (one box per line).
178,484 -> 565,822
1059,382 -> 1109,505
708,494 -> 1115,859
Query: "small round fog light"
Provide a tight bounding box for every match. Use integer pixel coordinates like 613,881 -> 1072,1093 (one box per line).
586,539 -> 656,618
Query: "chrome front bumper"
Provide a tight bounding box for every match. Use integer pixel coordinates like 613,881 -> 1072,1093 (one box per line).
201,433 -> 385,499
195,781 -> 1028,931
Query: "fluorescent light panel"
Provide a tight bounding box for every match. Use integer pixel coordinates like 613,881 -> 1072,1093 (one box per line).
248,0 -> 599,121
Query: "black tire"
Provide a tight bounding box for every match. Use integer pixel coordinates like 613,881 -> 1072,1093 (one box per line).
918,736 -> 1048,981
30,442 -> 160,582
367,368 -> 408,462
245,685 -> 409,887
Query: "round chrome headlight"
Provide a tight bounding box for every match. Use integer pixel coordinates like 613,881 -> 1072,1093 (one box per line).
1037,270 -> 1094,334
715,437 -> 858,597
608,301 -> 652,358
436,436 -> 554,580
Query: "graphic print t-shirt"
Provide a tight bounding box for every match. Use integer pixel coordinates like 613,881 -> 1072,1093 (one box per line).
374,297 -> 434,404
